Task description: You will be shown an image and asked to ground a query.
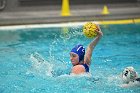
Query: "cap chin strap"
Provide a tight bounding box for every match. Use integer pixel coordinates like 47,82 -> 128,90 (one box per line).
79,60 -> 84,64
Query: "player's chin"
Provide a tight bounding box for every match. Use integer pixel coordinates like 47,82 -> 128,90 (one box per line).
71,62 -> 76,66
72,62 -> 75,66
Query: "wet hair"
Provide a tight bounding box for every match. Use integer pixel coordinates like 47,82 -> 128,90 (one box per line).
70,44 -> 85,62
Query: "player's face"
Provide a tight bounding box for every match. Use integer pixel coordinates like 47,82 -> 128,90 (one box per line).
70,52 -> 79,66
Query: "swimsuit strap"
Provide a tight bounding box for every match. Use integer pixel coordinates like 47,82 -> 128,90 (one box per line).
82,64 -> 89,72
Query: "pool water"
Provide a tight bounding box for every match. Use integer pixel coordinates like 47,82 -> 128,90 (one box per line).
0,23 -> 140,93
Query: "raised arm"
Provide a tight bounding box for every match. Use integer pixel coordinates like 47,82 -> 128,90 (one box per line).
84,26 -> 103,66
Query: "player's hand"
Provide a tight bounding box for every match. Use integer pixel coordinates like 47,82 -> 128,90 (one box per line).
96,25 -> 103,37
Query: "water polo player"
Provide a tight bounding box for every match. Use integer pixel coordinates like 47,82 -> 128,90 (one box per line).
70,26 -> 103,74
120,66 -> 140,87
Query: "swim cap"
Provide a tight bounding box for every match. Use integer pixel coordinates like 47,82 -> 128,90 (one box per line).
70,44 -> 85,62
121,66 -> 138,83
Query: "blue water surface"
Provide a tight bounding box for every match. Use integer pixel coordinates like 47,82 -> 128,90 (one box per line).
0,23 -> 140,93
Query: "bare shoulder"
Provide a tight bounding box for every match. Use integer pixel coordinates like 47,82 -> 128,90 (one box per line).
71,65 -> 85,74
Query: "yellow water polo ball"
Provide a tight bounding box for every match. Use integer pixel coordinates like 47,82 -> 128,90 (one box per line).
83,22 -> 98,38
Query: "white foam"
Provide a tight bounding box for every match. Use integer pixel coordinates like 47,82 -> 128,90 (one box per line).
120,81 -> 140,88
29,52 -> 53,77
70,72 -> 92,77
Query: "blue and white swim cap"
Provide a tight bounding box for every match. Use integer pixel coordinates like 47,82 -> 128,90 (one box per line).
70,44 -> 85,62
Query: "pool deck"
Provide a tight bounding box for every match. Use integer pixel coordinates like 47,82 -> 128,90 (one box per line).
0,3 -> 140,26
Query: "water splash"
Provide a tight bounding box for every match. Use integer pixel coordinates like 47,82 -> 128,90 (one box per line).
29,52 -> 53,77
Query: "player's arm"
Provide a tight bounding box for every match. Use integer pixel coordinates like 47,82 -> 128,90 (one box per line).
84,26 -> 103,66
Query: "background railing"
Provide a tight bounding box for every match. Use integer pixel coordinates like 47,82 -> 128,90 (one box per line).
19,0 -> 138,6
0,0 -> 7,11
0,0 -> 139,11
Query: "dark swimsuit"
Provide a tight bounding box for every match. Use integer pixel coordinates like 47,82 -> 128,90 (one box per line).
136,78 -> 140,82
82,64 -> 89,72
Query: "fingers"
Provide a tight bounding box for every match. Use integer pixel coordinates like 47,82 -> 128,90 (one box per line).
96,25 -> 103,36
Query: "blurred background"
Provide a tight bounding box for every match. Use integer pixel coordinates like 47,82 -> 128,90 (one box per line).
0,1 -> 140,93
0,0 -> 140,25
